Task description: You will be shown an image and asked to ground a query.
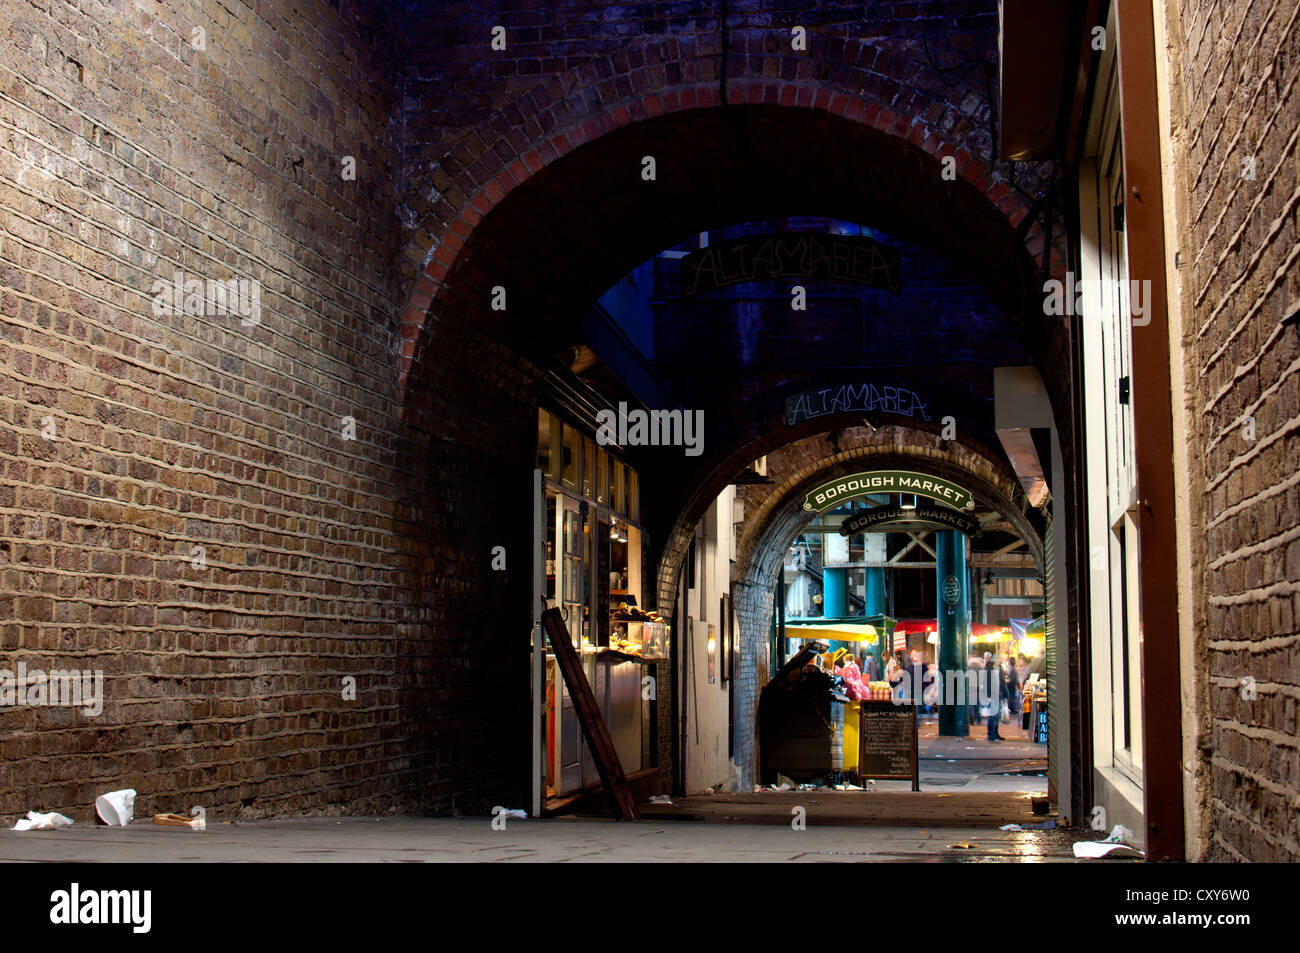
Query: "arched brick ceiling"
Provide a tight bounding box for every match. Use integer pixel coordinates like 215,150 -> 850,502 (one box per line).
398,98 -> 1050,416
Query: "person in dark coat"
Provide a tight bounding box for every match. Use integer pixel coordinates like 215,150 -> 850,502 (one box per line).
863,652 -> 880,682
982,651 -> 1003,741
1004,653 -> 1020,727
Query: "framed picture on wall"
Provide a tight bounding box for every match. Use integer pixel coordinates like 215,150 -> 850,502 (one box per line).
720,594 -> 730,683
707,623 -> 716,684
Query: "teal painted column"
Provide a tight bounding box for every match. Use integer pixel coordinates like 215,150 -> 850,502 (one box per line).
823,567 -> 848,617
863,567 -> 885,615
936,531 -> 970,736
863,566 -> 886,670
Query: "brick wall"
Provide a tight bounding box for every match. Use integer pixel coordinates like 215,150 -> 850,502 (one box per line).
0,0 -> 532,821
1162,0 -> 1300,861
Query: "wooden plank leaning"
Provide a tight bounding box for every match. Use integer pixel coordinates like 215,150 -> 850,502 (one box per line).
541,607 -> 639,821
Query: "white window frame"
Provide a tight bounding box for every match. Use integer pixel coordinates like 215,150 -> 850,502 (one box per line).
1080,12 -> 1143,789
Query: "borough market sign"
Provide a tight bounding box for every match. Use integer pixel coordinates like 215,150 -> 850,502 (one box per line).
803,470 -> 976,513
679,234 -> 903,296
839,504 -> 980,536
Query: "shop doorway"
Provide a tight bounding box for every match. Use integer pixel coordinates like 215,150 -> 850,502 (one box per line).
531,412 -> 662,815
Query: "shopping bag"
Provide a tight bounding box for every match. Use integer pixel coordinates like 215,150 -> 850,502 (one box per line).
1000,700 -> 1011,723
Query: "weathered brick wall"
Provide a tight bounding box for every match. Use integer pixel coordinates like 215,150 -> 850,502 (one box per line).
390,0 -> 1054,392
1162,0 -> 1300,861
0,0 -> 530,821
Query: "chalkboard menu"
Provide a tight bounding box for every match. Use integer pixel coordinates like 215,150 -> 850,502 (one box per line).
858,701 -> 919,790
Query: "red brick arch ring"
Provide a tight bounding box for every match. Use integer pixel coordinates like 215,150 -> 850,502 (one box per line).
396,41 -> 1050,409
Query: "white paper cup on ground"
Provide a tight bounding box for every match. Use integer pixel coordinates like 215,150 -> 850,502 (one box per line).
95,789 -> 136,826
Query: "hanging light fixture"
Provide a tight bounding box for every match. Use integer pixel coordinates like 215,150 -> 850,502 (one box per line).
900,493 -> 917,510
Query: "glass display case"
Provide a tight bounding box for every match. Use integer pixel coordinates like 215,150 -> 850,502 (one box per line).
610,620 -> 670,660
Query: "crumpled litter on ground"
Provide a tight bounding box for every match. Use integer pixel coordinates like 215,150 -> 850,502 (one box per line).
152,813 -> 206,830
771,773 -> 796,792
1072,824 -> 1144,858
12,811 -> 74,831
649,795 -> 673,805
489,807 -> 527,821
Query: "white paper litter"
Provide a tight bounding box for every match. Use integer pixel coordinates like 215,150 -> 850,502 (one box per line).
1073,841 -> 1143,858
12,811 -> 74,831
1104,824 -> 1134,843
1073,824 -> 1144,858
492,807 -> 527,819
95,788 -> 136,826
649,795 -> 673,805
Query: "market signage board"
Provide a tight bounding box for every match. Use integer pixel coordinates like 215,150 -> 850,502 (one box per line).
804,470 -> 976,513
839,503 -> 980,536
784,382 -> 931,426
858,701 -> 919,789
678,234 -> 903,296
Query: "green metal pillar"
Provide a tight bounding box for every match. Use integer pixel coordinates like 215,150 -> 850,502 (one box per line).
863,566 -> 886,671
823,567 -> 848,617
936,531 -> 970,737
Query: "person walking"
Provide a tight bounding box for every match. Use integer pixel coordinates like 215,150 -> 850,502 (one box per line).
863,652 -> 880,683
981,651 -> 1004,741
1004,652 -> 1020,729
885,651 -> 904,701
968,652 -> 984,726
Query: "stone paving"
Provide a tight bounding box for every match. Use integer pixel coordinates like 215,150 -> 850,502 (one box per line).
0,815 -> 1116,863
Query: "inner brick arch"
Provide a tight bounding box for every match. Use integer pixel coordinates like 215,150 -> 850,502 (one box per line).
655,421 -> 1042,617
736,438 -> 1043,588
713,431 -> 1044,786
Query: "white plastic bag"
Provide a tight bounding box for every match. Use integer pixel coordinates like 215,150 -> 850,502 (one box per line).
12,811 -> 74,831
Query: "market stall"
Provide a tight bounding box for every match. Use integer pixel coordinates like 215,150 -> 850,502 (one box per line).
758,641 -> 916,787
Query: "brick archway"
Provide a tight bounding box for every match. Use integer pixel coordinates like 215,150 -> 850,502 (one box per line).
709,428 -> 1043,786
396,31 -> 1055,405
389,26 -> 1063,810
